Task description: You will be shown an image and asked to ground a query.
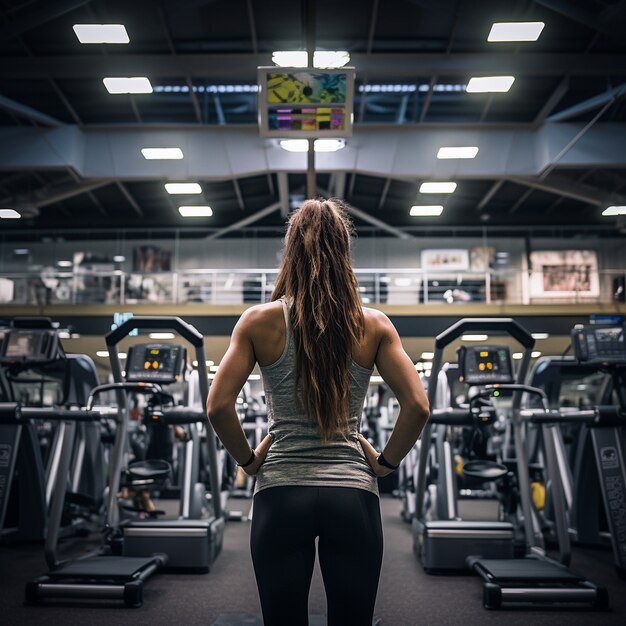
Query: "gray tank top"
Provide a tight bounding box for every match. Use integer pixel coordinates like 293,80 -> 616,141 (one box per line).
254,298 -> 378,497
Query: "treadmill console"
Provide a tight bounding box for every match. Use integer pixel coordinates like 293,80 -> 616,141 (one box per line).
457,345 -> 514,385
572,323 -> 626,365
125,343 -> 186,384
0,329 -> 63,364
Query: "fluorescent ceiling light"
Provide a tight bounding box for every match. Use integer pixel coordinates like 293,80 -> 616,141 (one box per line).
149,332 -> 175,339
370,375 -> 384,384
512,352 -> 523,360
488,22 -> 545,42
531,351 -> 542,358
466,76 -> 515,93
279,139 -> 346,153
0,209 -> 21,219
103,77 -> 152,94
272,50 -> 350,68
421,352 -> 434,359
531,333 -> 550,340
272,51 -> 307,67
210,365 -> 219,372
437,146 -> 479,159
113,255 -> 126,262
13,248 -> 30,255
603,205 -> 626,216
410,205 -> 444,217
141,148 -> 184,160
423,361 -> 433,369
73,24 -> 129,44
420,182 -> 457,194
118,353 -> 127,359
313,50 -> 350,68
57,260 -> 72,267
96,351 -> 109,357
178,206 -> 213,217
248,374 -> 261,380
462,334 -> 488,341
165,182 -> 202,194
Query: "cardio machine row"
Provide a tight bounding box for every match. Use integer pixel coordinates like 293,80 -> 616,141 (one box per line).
0,315 -> 248,608
399,317 -> 626,611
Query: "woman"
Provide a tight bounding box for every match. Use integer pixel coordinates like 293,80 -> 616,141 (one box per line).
207,199 -> 429,626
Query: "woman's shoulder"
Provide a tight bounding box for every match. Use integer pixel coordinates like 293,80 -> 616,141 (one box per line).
239,300 -> 285,330
362,306 -> 391,327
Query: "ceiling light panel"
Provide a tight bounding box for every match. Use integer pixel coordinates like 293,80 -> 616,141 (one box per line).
0,209 -> 21,219
437,146 -> 479,159
73,24 -> 130,44
419,182 -> 457,194
603,206 -> 626,216
103,77 -> 153,94
178,206 -> 213,217
488,22 -> 545,42
165,183 -> 202,194
410,205 -> 444,216
466,76 -> 515,93
141,148 -> 184,160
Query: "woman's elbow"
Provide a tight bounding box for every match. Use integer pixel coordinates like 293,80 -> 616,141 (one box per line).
407,398 -> 430,423
206,398 -> 230,425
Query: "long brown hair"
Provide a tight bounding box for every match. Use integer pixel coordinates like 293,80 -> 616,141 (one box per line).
272,198 -> 364,441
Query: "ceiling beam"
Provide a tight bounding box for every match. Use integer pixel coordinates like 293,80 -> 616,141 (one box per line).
534,76 -> 570,125
3,124 -> 626,180
0,94 -> 64,127
334,172 -> 347,199
0,0 -> 92,42
2,52 -> 624,79
508,175 -> 612,206
344,204 -> 413,239
0,178 -> 112,208
277,172 -> 289,217
476,180 -> 504,211
206,201 -> 281,240
547,82 -> 626,123
533,0 -> 622,38
116,181 -> 143,216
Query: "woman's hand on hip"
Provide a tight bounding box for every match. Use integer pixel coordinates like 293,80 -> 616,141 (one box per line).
357,434 -> 394,477
242,433 -> 273,476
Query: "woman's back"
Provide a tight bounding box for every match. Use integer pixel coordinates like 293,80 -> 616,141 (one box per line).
248,298 -> 385,496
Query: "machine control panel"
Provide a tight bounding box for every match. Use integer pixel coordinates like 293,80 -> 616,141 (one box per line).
572,324 -> 626,365
457,345 -> 514,385
126,343 -> 186,384
0,329 -> 63,364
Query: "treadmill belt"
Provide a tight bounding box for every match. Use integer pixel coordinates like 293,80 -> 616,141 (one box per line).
50,556 -> 159,578
477,558 -> 585,582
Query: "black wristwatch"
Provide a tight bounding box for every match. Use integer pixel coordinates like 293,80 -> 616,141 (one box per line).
238,449 -> 256,468
377,452 -> 399,471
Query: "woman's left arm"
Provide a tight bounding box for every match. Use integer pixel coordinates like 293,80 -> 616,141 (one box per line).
206,309 -> 271,475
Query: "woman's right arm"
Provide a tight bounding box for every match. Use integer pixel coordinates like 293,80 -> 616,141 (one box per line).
358,313 -> 430,475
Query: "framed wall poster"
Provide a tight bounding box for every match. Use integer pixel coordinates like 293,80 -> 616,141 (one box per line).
421,249 -> 470,272
529,250 -> 599,298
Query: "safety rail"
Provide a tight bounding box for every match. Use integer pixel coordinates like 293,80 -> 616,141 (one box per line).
0,267 -> 624,307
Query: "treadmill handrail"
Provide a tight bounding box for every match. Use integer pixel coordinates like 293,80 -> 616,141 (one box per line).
435,318 -> 535,350
106,316 -> 203,347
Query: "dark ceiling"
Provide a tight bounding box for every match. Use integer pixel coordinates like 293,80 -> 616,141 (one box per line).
1,0 -> 626,239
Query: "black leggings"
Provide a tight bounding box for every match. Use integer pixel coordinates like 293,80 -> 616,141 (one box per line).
250,486 -> 383,626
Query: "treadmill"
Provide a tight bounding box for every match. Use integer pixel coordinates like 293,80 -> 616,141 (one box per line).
25,316 -> 224,606
465,322 -> 612,610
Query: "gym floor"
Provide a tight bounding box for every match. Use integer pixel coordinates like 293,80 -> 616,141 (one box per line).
1,497 -> 625,626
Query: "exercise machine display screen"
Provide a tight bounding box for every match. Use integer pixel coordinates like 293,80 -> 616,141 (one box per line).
572,324 -> 626,365
125,343 -> 186,384
0,329 -> 60,363
457,345 -> 514,385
